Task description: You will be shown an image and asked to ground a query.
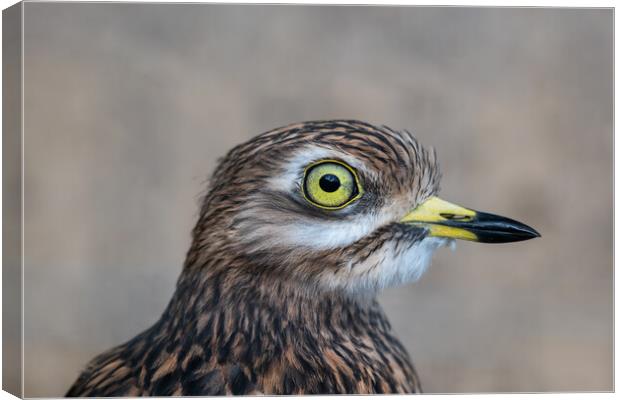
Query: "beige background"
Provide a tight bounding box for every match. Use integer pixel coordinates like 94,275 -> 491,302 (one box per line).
21,4 -> 612,396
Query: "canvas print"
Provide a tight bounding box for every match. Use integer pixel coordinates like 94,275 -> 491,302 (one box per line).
2,2 -> 613,397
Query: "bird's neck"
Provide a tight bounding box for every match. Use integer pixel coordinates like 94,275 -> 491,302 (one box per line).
161,263 -> 383,340
137,258 -> 420,394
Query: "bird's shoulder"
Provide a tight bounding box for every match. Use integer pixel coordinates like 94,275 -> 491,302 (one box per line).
65,342 -> 140,397
65,324 -> 261,396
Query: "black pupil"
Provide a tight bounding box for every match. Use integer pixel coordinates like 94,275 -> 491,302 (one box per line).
319,174 -> 341,192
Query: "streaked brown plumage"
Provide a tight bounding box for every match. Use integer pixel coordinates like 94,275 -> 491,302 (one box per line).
67,120 -> 538,396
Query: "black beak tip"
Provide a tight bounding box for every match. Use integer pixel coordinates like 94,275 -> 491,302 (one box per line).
475,227 -> 540,243
513,228 -> 541,242
515,222 -> 541,240
471,212 -> 541,243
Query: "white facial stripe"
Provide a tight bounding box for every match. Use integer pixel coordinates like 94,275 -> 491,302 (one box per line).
280,213 -> 382,249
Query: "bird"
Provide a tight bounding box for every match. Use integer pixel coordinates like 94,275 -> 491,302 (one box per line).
66,120 -> 539,396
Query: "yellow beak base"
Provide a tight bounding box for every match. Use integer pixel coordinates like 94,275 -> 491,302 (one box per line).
400,196 -> 540,244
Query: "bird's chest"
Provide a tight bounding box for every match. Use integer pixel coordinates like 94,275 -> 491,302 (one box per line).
140,291 -> 422,395
256,329 -> 421,395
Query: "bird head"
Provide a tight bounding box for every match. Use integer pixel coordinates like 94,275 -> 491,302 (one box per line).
191,120 -> 539,295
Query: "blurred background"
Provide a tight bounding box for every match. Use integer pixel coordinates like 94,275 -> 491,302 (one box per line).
20,4 -> 611,396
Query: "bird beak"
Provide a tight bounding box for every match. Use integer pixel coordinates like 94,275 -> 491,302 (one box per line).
400,196 -> 540,243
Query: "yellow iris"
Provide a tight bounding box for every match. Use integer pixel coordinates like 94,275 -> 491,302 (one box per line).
303,160 -> 362,209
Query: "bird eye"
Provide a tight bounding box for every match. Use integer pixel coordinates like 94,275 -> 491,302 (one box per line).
303,161 -> 362,209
